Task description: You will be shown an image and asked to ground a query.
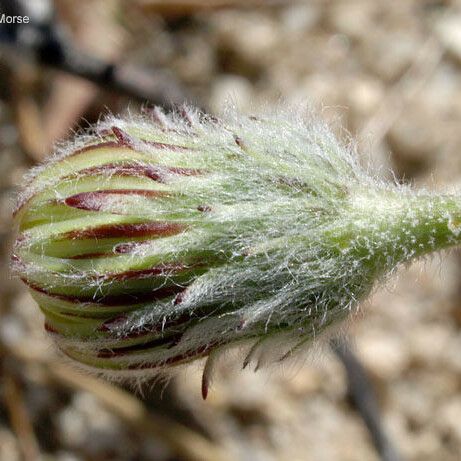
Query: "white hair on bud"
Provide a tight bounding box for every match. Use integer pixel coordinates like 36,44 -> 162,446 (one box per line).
12,104 -> 461,396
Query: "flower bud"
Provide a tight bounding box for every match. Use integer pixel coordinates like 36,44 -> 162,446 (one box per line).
11,106 -> 461,398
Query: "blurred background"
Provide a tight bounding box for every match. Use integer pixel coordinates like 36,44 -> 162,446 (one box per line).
1,1 -> 461,460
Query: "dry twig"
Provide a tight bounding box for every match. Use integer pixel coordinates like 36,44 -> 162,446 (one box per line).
4,342 -> 231,461
137,0 -> 290,15
3,363 -> 41,461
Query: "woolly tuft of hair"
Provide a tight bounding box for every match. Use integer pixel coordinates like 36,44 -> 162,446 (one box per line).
11,105 -> 461,398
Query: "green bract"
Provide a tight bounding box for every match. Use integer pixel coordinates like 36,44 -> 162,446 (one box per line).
11,106 -> 461,397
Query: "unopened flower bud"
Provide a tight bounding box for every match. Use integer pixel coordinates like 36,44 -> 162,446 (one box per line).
11,106 -> 461,398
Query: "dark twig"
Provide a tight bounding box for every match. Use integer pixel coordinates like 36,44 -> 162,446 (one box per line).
0,0 -> 193,107
331,338 -> 403,461
39,46 -> 190,108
